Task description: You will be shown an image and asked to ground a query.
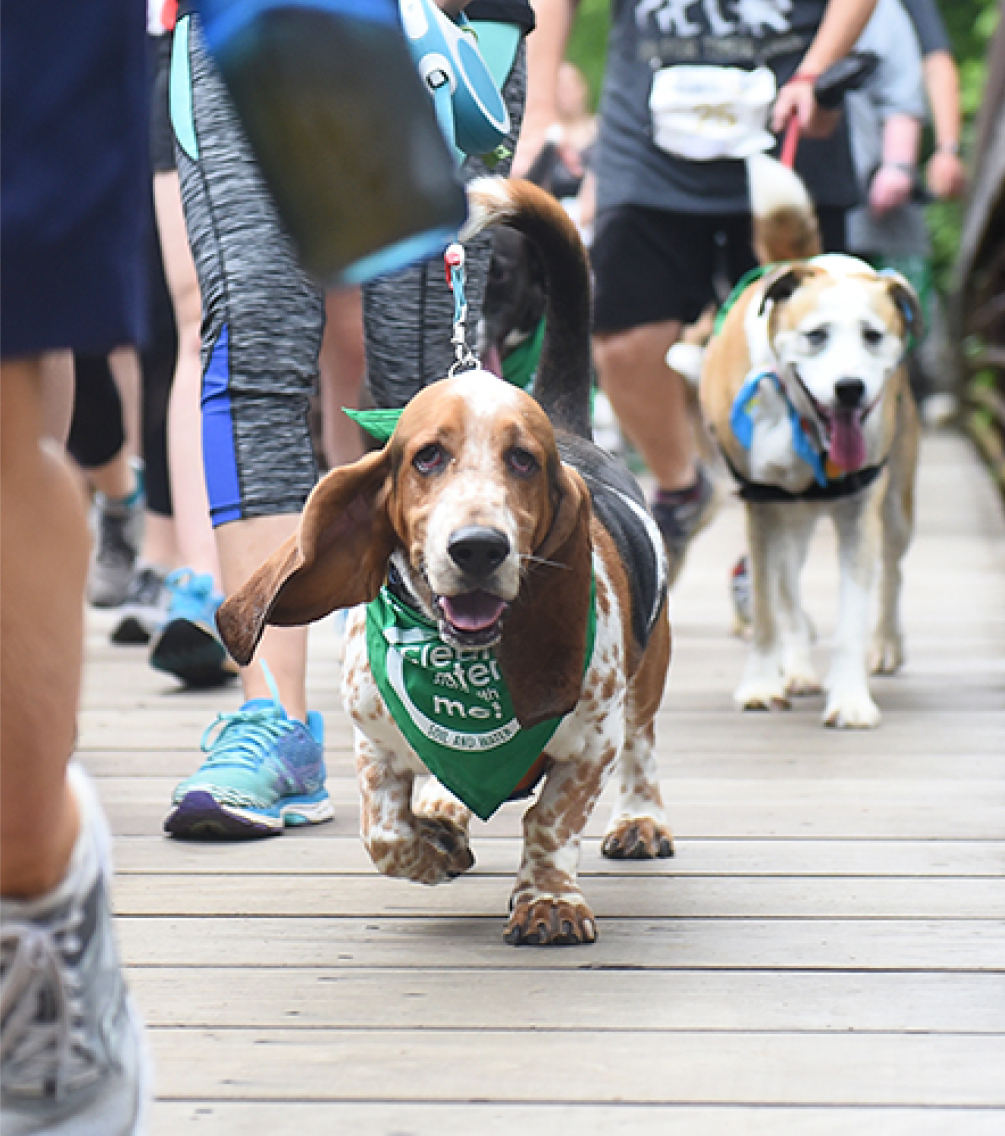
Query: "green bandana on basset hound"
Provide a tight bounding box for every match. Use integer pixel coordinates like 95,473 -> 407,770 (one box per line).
366,580 -> 597,821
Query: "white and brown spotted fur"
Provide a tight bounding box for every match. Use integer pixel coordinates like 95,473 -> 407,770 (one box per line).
217,180 -> 673,945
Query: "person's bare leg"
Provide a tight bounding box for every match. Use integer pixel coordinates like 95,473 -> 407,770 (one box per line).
215,514 -> 309,721
0,357 -> 84,898
156,170 -> 219,581
593,321 -> 696,491
319,287 -> 365,468
40,350 -> 76,444
108,346 -> 142,460
85,447 -> 138,501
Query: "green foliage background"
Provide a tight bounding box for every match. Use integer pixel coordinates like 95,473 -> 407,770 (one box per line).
564,0 -> 1001,292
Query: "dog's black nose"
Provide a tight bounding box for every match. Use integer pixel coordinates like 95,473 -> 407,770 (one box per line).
834,378 -> 866,409
448,527 -> 510,577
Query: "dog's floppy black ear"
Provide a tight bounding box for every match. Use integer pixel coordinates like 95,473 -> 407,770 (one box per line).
758,263 -> 816,315
880,268 -> 924,340
217,449 -> 396,666
497,463 -> 593,730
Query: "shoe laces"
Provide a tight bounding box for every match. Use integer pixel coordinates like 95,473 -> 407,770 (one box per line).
199,661 -> 296,773
1,905 -> 102,1099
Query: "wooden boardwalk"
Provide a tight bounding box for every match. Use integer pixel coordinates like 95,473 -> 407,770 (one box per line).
80,428 -> 1005,1135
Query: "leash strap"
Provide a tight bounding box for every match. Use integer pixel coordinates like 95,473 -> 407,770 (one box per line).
445,243 -> 479,375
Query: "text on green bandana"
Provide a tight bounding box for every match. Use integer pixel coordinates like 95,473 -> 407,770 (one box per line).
366,583 -> 596,821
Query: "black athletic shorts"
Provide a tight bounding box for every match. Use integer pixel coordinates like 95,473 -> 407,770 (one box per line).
591,203 -> 846,334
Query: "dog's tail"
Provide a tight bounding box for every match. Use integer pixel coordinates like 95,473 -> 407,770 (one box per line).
746,152 -> 822,265
464,177 -> 592,440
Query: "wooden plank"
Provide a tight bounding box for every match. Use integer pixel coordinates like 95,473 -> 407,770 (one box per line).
90,776 -> 1005,839
141,1028 -> 1005,1105
147,1102 -> 1005,1136
117,916 -> 1005,970
126,968 -> 1005,1032
109,835 -> 1005,878
112,873 -> 1005,920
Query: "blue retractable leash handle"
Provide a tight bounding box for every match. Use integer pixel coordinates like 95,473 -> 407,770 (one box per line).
195,0 -> 468,287
399,0 -> 510,161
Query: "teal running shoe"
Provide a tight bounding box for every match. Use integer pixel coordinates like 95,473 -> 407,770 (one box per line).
164,691 -> 333,838
150,568 -> 237,688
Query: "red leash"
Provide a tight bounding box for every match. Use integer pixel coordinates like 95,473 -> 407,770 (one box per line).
780,112 -> 801,169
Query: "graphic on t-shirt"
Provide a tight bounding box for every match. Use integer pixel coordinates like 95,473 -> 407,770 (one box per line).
634,0 -> 794,39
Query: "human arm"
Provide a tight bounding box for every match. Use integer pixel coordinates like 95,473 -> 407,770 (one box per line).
923,50 -> 967,199
868,112 -> 921,214
511,0 -> 579,177
771,0 -> 879,136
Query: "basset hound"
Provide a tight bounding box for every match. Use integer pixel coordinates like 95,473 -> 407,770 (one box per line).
216,179 -> 674,945
699,154 -> 921,728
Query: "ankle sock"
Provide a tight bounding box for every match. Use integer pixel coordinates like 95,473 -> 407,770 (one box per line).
654,476 -> 703,508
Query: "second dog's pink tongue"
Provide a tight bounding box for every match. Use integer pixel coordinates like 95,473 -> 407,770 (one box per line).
829,411 -> 867,471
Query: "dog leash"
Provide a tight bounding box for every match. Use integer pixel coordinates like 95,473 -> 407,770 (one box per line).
445,243 -> 480,375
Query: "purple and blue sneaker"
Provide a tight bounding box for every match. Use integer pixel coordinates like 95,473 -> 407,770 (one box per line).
164,694 -> 333,839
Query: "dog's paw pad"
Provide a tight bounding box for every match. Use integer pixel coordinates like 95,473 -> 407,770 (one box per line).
602,817 -> 674,860
823,692 -> 881,729
504,898 -> 597,946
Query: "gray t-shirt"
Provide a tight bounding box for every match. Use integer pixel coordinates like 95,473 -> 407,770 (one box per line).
596,0 -> 859,215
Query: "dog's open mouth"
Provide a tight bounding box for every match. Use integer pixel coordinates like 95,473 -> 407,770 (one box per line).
437,591 -> 509,648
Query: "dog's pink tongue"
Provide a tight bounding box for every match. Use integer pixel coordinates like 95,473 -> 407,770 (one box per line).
829,410 -> 867,472
442,591 -> 507,632
483,344 -> 504,379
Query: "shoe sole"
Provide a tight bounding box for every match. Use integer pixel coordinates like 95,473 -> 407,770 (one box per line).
150,619 -> 238,688
112,616 -> 156,645
164,789 -> 334,840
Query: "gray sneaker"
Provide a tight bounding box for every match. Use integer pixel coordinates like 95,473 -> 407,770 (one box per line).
88,466 -> 144,609
1,765 -> 150,1135
111,565 -> 168,646
650,465 -> 719,588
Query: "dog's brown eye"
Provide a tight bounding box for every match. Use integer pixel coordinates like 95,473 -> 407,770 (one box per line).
413,443 -> 448,474
863,327 -> 884,347
506,447 -> 539,476
805,327 -> 828,349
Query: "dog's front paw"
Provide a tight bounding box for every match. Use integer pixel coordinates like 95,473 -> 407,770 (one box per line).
602,816 -> 674,860
735,679 -> 791,712
869,632 -> 904,675
368,817 -> 474,885
504,896 -> 597,946
823,687 -> 882,729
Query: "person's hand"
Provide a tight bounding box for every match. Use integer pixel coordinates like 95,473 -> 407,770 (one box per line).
771,77 -> 840,140
512,121 -> 582,181
926,149 -> 967,200
869,164 -> 913,215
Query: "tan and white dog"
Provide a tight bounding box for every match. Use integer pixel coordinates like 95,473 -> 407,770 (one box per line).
216,180 -> 673,944
700,155 -> 921,728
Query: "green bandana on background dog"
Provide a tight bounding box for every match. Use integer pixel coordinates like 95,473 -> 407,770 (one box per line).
367,583 -> 596,821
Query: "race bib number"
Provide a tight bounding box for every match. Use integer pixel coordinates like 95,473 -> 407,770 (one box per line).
649,65 -> 776,162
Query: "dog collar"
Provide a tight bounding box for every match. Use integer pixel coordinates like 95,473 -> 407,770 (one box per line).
366,579 -> 597,821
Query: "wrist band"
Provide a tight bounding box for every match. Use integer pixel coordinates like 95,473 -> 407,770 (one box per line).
882,161 -> 915,176
936,141 -> 960,156
788,72 -> 819,85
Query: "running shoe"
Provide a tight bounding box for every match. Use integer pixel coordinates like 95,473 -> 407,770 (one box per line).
110,564 -> 168,645
164,693 -> 332,838
87,463 -> 144,609
650,464 -> 719,588
0,765 -> 150,1136
149,569 -> 237,688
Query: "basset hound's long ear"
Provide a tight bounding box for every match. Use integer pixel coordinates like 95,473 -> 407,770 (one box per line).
497,461 -> 593,729
217,449 -> 396,666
